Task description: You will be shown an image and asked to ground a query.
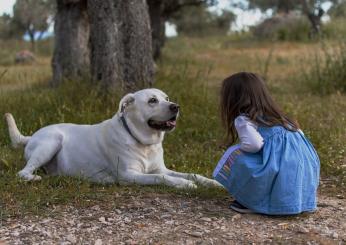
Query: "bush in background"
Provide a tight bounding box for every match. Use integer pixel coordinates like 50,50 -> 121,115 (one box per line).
252,13 -> 311,41
303,41 -> 346,94
322,18 -> 346,39
170,4 -> 235,37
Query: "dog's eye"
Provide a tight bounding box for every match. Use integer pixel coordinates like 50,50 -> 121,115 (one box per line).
148,98 -> 158,104
166,97 -> 169,101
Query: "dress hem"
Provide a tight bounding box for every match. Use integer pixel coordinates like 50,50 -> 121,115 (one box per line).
233,194 -> 317,215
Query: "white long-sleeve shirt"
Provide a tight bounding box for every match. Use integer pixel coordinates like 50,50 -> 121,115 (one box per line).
234,115 -> 264,153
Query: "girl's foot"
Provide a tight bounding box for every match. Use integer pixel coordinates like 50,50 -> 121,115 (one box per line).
229,200 -> 254,214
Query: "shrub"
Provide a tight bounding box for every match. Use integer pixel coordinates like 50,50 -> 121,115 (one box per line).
322,18 -> 346,39
253,14 -> 311,41
303,41 -> 346,94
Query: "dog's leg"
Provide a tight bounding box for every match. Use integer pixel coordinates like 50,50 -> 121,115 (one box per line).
161,169 -> 223,188
119,170 -> 197,189
18,137 -> 62,181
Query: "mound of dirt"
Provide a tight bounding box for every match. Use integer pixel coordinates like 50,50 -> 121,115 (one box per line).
14,50 -> 36,64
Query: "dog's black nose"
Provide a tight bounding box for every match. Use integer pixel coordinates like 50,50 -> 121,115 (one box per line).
169,103 -> 180,113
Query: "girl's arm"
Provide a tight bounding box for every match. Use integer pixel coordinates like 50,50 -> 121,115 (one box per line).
235,116 -> 264,153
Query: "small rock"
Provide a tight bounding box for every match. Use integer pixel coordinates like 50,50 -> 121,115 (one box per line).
184,231 -> 203,237
160,214 -> 172,219
298,226 -> 309,234
67,234 -> 77,243
41,218 -> 52,224
125,239 -> 137,245
200,217 -> 212,222
94,239 -> 103,245
43,230 -> 52,238
92,205 -> 100,211
99,217 -> 106,223
231,214 -> 242,221
332,232 -> 338,239
124,217 -> 131,223
278,223 -> 289,229
165,220 -> 174,225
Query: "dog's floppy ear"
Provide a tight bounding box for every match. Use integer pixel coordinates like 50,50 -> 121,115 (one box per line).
118,93 -> 135,113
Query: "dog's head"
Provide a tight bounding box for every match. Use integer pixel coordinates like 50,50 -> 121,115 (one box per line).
118,88 -> 179,144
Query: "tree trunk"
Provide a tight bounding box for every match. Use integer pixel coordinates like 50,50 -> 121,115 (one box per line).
28,29 -> 36,52
300,0 -> 324,37
51,0 -> 90,86
147,0 -> 208,60
307,8 -> 324,37
307,14 -> 321,35
147,0 -> 166,60
88,0 -> 154,92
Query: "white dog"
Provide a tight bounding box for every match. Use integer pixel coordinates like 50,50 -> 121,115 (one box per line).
5,88 -> 221,189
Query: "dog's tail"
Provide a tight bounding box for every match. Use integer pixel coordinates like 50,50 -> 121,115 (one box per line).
4,113 -> 31,148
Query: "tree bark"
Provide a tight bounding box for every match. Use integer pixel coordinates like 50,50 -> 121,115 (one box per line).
88,0 -> 154,92
147,0 -> 166,60
51,0 -> 90,86
27,29 -> 36,51
147,0 -> 210,60
300,0 -> 324,36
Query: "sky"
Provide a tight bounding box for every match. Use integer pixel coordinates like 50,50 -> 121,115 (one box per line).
0,0 -> 15,15
0,0 -> 332,37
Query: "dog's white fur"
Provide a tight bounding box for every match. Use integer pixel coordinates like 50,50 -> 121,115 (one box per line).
5,88 -> 221,189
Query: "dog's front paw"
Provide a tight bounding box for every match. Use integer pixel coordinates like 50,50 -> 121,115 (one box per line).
195,175 -> 224,188
186,182 -> 198,189
17,171 -> 42,181
176,180 -> 197,189
208,179 -> 224,188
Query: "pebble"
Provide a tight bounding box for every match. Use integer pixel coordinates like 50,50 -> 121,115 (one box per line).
200,217 -> 212,222
124,239 -> 137,245
94,239 -> 103,245
185,231 -> 203,238
67,234 -> 77,243
115,209 -> 122,214
298,227 -> 310,234
160,214 -> 172,219
231,214 -> 242,221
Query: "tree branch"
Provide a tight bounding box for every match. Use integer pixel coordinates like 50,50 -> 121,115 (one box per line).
162,0 -> 214,17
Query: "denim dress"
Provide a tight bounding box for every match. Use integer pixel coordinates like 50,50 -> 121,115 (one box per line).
214,125 -> 320,215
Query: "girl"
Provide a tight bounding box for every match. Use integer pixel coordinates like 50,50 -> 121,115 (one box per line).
213,72 -> 320,215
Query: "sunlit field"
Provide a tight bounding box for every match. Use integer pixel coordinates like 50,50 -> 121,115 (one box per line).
0,37 -> 345,217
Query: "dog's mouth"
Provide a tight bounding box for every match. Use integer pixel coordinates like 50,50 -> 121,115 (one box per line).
148,116 -> 177,131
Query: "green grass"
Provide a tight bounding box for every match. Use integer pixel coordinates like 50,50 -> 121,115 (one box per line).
0,70 -> 228,218
302,41 -> 346,94
322,18 -> 346,40
0,37 -> 345,218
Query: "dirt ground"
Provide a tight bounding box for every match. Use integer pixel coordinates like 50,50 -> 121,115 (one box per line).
0,190 -> 345,245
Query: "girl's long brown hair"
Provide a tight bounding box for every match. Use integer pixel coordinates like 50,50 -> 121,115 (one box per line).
220,72 -> 299,145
